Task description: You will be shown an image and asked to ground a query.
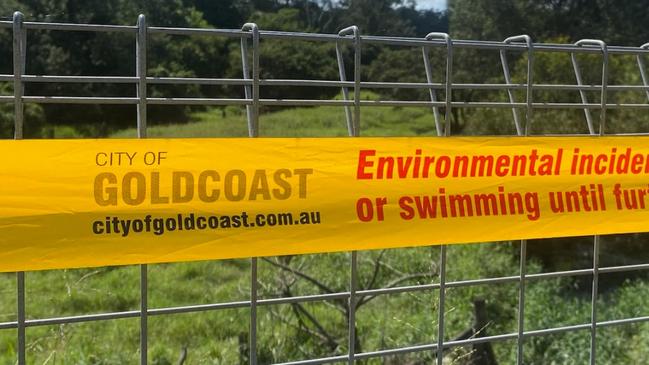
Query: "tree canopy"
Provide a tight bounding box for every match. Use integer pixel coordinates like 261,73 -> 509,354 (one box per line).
0,0 -> 448,137
3,0 -> 649,137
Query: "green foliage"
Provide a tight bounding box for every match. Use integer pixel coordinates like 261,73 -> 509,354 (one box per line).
0,84 -> 45,138
450,0 -> 649,45
1,0 -> 231,130
335,0 -> 416,36
0,1 -> 449,135
227,9 -> 340,101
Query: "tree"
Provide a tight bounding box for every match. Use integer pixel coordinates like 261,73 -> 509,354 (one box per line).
228,8 -> 339,102
0,0 -> 450,136
2,0 -> 228,134
450,0 -> 649,45
334,0 -> 416,36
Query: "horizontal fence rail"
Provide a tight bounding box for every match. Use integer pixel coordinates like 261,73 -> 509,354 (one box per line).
3,17 -> 649,118
2,11 -> 649,365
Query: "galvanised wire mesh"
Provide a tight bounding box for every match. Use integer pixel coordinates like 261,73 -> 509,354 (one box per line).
1,11 -> 649,364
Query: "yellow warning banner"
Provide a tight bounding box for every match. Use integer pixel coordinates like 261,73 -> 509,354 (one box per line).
1,136 -> 649,272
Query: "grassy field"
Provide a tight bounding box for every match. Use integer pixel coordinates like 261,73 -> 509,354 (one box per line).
111,103 -> 441,140
3,101 -> 649,364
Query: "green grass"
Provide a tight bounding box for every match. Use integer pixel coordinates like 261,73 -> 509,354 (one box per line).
3,243 -> 649,364
111,96 -> 439,139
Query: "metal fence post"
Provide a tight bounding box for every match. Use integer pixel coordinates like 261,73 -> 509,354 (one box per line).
136,14 -> 147,138
241,23 -> 260,138
250,257 -> 258,365
13,11 -> 26,365
423,33 -> 452,136
571,40 -> 607,135
241,23 -> 261,364
516,239 -> 527,363
422,32 -> 453,365
16,271 -> 25,365
636,43 -> 649,102
436,245 -> 447,365
500,39 -> 521,135
240,31 -> 253,134
574,40 -> 608,136
334,27 -> 362,363
574,38 -> 607,365
348,251 -> 358,364
12,11 -> 25,140
501,35 -> 533,136
335,40 -> 354,136
422,42 -> 442,136
590,235 -> 600,365
338,26 -> 360,137
136,14 -> 149,365
570,53 -> 594,133
336,27 -> 361,363
338,27 -> 361,363
501,34 -> 534,365
140,265 -> 148,365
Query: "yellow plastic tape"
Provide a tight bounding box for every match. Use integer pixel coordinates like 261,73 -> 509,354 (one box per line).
1,136 -> 649,272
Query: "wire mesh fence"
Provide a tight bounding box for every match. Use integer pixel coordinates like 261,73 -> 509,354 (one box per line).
1,11 -> 649,364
